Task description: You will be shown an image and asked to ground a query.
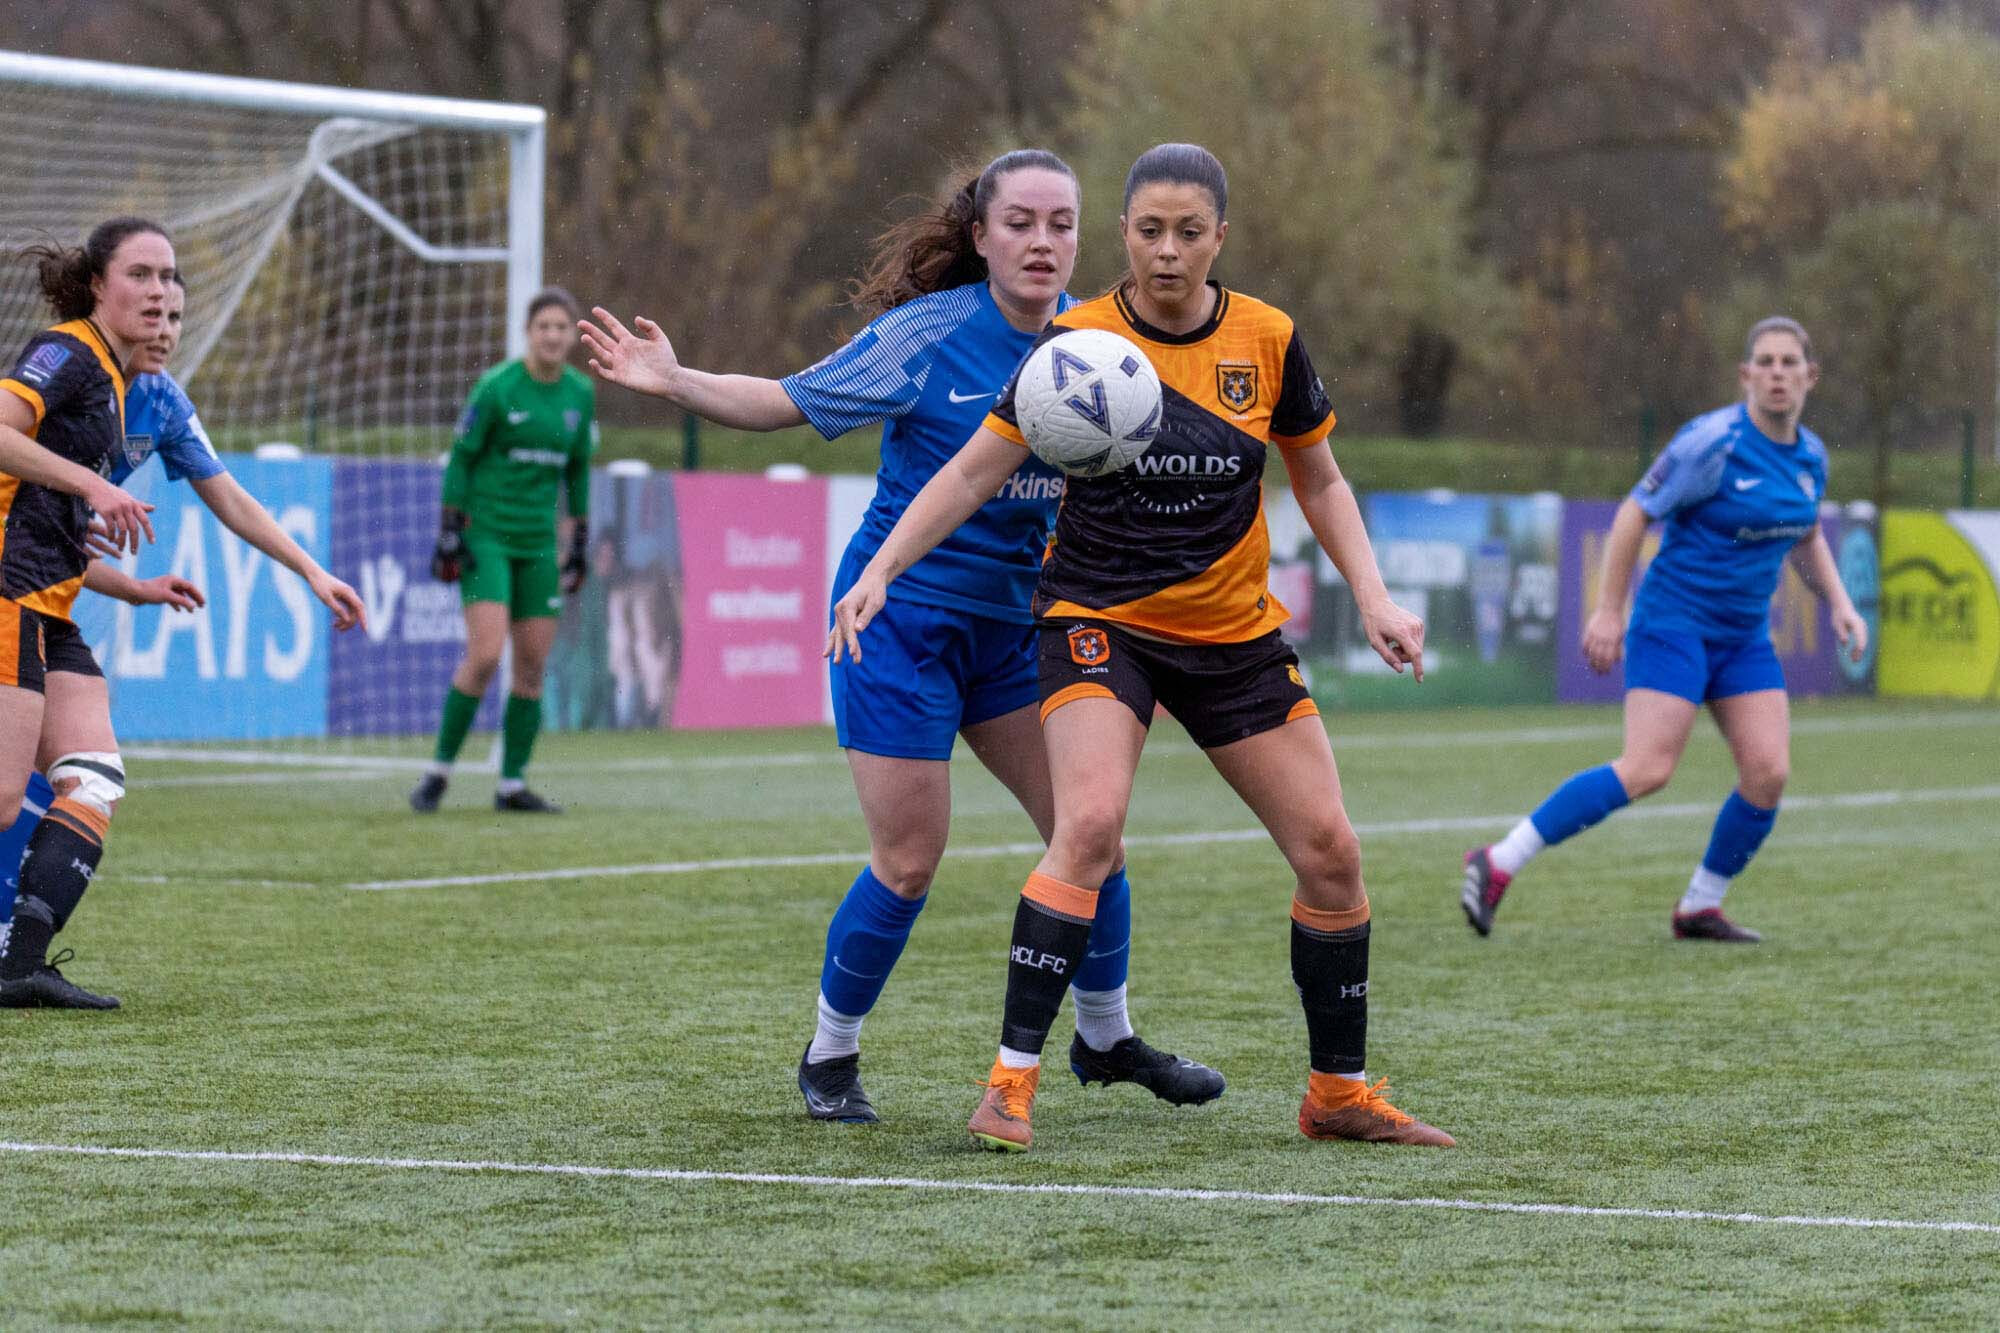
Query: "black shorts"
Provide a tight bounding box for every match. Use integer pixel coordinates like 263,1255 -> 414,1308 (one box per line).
1036,617 -> 1317,749
0,598 -> 102,694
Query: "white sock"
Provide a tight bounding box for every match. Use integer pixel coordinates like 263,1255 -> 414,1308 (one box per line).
1488,819 -> 1546,876
1070,984 -> 1135,1052
1340,1070 -> 1366,1083
496,777 -> 526,797
806,993 -> 863,1064
997,1045 -> 1040,1070
1678,866 -> 1730,915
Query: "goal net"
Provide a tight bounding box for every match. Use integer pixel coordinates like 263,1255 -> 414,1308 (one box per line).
0,52 -> 543,746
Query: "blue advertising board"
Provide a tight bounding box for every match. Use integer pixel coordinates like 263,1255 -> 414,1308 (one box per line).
73,454 -> 334,740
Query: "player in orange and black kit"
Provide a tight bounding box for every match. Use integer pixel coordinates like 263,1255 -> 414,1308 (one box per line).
831,144 -> 1454,1151
0,218 -> 176,1009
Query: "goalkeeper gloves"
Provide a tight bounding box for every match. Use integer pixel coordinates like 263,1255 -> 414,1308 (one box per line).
432,509 -> 471,583
561,519 -> 590,595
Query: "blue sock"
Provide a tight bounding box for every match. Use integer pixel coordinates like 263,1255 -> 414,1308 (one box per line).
1073,866 -> 1131,992
1527,764 -> 1631,846
817,866 -> 926,1019
1700,790 -> 1779,878
0,773 -> 53,932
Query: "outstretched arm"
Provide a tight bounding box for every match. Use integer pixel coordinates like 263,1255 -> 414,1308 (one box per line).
190,472 -> 364,631
827,428 -> 1026,662
1281,441 -> 1425,680
579,306 -> 805,432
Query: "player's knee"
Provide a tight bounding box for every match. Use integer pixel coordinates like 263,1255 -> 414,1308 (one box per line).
869,849 -> 938,899
1297,820 -> 1363,895
49,751 -> 125,820
1617,754 -> 1675,799
1739,756 -> 1788,805
0,774 -> 28,818
1050,804 -> 1125,881
458,652 -> 501,689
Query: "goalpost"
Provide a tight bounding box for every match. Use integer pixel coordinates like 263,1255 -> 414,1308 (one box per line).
0,51 -> 545,744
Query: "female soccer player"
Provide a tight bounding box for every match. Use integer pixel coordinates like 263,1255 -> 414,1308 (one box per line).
1461,318 -> 1867,943
830,143 -> 1454,1151
111,275 -> 365,625
411,288 -> 596,815
0,217 -> 174,1008
0,275 -> 369,945
582,149 -> 1223,1125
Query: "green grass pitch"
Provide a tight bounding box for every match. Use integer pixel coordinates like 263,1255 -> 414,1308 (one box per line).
2,698 -> 1996,1328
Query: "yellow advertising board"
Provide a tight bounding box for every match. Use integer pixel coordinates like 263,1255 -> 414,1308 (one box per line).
1877,510 -> 2000,699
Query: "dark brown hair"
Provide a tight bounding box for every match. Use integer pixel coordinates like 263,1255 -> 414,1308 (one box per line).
527,286 -> 579,324
848,149 -> 1077,315
1122,142 -> 1227,219
22,217 -> 171,322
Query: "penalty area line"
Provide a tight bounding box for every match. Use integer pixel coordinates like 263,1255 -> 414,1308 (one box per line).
344,782 -> 2000,891
0,1141 -> 1993,1237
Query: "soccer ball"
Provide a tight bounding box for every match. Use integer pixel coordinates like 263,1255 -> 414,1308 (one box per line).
1014,328 -> 1163,477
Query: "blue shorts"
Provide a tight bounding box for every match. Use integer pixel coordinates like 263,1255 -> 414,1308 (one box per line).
829,571 -> 1038,760
1624,621 -> 1786,704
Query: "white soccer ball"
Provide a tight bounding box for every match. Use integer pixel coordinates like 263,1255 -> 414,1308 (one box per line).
1014,328 -> 1163,478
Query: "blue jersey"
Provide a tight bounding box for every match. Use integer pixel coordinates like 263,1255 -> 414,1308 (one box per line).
1630,403 -> 1828,637
117,370 -> 224,487
782,281 -> 1072,624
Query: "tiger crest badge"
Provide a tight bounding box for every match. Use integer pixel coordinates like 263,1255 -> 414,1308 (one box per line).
1217,362 -> 1258,413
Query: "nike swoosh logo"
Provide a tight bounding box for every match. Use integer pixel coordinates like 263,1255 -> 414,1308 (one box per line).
507,411 -> 532,425
947,388 -> 997,404
1734,478 -> 1761,490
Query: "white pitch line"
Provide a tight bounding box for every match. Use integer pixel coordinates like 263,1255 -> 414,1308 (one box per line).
0,1141 -> 1991,1236
127,707 -> 2000,778
345,782 -> 2000,891
144,770 -> 386,789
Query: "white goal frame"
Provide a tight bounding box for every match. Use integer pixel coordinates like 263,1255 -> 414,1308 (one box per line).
0,49 -> 544,360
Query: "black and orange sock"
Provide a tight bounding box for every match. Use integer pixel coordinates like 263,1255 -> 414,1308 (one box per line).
998,872 -> 1099,1057
1290,897 -> 1370,1077
1,797 -> 107,977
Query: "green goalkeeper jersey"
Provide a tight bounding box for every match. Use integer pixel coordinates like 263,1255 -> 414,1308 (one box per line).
442,359 -> 597,553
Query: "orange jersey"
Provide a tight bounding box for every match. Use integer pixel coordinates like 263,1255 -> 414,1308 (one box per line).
985,284 -> 1333,643
0,319 -> 128,620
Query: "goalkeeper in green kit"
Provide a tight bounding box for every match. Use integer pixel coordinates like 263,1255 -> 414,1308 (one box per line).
411,288 -> 597,814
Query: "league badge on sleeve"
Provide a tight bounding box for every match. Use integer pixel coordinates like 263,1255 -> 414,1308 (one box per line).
1797,471 -> 1817,500
17,342 -> 71,387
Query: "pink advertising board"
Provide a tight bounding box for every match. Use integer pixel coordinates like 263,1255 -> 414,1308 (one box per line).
670,472 -> 830,729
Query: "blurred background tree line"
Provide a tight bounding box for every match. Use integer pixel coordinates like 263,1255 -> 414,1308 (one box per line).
17,0 -> 2000,500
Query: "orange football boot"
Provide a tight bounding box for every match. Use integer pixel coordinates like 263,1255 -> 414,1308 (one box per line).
1299,1073 -> 1455,1147
968,1060 -> 1041,1152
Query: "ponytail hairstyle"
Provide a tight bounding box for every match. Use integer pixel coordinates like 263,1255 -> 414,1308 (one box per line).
849,148 -> 1078,315
1116,144 -> 1227,302
21,216 -> 172,322
1122,142 -> 1227,219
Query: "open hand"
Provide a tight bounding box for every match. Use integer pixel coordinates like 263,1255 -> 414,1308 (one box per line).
580,307 -> 683,399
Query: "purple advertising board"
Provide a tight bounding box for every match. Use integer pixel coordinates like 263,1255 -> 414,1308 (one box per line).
1556,498 -> 1864,703
328,459 -> 502,737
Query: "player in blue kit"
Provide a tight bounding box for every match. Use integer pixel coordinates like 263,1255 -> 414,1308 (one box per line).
0,274 -> 365,953
582,149 -> 1222,1124
1462,317 -> 1868,942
